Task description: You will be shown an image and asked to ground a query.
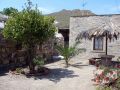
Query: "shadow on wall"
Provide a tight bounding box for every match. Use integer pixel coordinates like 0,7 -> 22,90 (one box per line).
29,68 -> 79,83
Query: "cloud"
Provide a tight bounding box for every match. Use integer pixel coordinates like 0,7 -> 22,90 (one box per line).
38,7 -> 53,14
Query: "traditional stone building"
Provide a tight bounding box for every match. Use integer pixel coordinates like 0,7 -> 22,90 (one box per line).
70,14 -> 120,61
49,9 -> 95,46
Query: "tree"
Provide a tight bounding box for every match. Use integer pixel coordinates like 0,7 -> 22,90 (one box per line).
2,7 -> 18,16
56,42 -> 86,67
3,2 -> 56,73
56,45 -> 75,67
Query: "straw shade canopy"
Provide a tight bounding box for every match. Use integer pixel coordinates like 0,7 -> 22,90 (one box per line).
76,17 -> 120,55
76,17 -> 120,41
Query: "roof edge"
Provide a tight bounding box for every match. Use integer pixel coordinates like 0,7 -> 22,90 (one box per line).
71,14 -> 120,18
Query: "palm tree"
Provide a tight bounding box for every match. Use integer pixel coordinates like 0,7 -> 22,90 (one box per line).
56,45 -> 74,67
56,41 -> 85,67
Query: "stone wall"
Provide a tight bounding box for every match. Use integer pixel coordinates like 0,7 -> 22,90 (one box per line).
69,15 -> 120,61
0,40 -> 54,70
36,38 -> 55,59
0,38 -> 28,70
0,34 -> 62,70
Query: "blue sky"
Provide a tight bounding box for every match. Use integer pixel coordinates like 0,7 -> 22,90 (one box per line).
0,0 -> 120,14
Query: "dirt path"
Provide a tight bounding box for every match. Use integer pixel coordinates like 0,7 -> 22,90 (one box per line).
0,60 -> 96,90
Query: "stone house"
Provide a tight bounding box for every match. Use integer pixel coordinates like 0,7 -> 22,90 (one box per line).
48,9 -> 95,46
69,14 -> 120,61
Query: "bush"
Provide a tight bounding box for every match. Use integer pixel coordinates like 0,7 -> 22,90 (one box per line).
96,86 -> 112,90
94,67 -> 120,90
114,77 -> 120,90
15,68 -> 24,74
93,67 -> 118,85
33,56 -> 45,68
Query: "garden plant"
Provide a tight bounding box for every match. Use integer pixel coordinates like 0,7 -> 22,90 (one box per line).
3,0 -> 56,73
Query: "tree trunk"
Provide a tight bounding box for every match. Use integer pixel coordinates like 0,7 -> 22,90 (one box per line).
28,45 -> 36,73
65,59 -> 69,67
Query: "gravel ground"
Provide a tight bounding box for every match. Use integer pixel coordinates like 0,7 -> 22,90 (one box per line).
0,60 -> 96,90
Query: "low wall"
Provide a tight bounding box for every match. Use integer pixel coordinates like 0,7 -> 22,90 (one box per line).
0,33 -> 64,71
0,33 -> 29,71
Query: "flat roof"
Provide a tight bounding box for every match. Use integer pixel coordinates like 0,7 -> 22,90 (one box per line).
71,14 -> 120,18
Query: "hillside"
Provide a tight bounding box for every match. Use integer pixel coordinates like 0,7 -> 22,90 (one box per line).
48,9 -> 95,29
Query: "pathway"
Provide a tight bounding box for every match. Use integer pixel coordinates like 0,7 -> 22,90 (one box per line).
0,60 -> 96,90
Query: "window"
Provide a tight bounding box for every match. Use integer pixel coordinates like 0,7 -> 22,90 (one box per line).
93,37 -> 103,50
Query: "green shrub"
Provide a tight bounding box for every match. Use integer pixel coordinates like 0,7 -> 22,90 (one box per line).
16,68 -> 23,74
33,56 -> 45,68
96,86 -> 112,90
114,77 -> 120,90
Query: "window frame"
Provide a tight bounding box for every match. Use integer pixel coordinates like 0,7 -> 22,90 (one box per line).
93,37 -> 103,50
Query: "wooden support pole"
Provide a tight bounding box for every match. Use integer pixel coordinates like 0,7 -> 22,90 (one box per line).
105,33 -> 108,55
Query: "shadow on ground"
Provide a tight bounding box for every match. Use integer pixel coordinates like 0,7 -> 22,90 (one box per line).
0,67 -> 9,76
31,68 -> 79,83
70,62 -> 89,69
0,71 -> 8,76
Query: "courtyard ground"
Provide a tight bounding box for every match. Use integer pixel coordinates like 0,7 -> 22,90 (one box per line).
0,59 -> 96,90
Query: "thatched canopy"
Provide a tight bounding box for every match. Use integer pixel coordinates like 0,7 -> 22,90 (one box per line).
76,16 -> 120,41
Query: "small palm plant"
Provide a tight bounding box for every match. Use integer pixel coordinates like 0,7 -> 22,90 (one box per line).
56,45 -> 74,67
56,41 -> 85,67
